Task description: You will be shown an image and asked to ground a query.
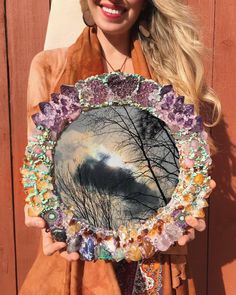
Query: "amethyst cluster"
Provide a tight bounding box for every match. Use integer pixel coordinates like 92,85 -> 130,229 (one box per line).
76,79 -> 108,105
32,73 -> 202,139
77,73 -> 161,107
106,73 -> 140,99
156,85 -> 203,133
32,85 -> 81,136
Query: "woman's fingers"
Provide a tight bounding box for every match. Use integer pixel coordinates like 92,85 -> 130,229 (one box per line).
185,216 -> 206,232
209,179 -> 216,189
42,229 -> 67,256
59,250 -> 80,262
41,229 -> 80,261
204,179 -> 216,199
178,178 -> 215,246
24,204 -> 45,228
178,228 -> 195,246
177,216 -> 206,246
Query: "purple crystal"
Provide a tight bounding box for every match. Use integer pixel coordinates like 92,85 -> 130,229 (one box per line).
31,113 -> 43,127
183,104 -> 194,116
161,102 -> 170,110
135,81 -> 159,106
165,94 -> 175,105
51,93 -> 59,104
60,85 -> 77,97
31,113 -> 55,129
176,96 -> 184,104
184,118 -> 194,128
61,106 -> 69,115
61,98 -> 67,106
176,114 -> 184,125
191,116 -> 203,132
173,96 -> 184,114
39,102 -> 55,116
86,79 -> 108,104
160,85 -> 173,96
77,79 -> 108,105
168,112 -> 175,121
107,74 -> 139,100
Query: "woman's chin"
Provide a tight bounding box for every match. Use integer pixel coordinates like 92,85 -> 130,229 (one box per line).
96,24 -> 132,37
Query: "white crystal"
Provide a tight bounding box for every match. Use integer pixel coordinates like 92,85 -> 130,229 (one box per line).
165,224 -> 183,242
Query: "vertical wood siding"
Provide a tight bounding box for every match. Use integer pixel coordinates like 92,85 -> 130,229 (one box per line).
6,0 -> 50,288
0,1 -> 16,294
0,1 -> 50,292
0,1 -> 235,294
187,2 -> 215,294
209,1 -> 236,294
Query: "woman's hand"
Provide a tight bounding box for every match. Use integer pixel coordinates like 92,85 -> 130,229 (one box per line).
24,204 -> 80,261
24,204 -> 46,228
41,229 -> 80,261
25,179 -> 216,255
177,179 -> 216,246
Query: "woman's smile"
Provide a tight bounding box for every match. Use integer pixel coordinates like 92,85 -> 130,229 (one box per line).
87,0 -> 145,35
99,2 -> 127,19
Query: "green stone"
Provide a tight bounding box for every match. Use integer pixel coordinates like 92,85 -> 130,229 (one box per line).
96,246 -> 113,260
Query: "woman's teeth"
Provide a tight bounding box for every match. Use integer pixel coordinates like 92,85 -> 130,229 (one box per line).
102,6 -> 123,15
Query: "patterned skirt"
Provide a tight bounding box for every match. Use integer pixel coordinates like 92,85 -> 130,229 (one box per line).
115,254 -> 163,295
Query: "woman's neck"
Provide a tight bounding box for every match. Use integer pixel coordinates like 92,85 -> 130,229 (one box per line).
96,28 -> 134,74
97,28 -> 131,58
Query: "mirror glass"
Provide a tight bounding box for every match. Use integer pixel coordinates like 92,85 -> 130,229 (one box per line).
54,105 -> 180,230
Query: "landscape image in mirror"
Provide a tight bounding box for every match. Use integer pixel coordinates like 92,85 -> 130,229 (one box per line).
54,105 -> 180,230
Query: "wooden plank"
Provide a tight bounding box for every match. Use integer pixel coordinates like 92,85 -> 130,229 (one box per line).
210,0 -> 236,294
5,0 -> 50,290
0,1 -> 17,294
186,1 -> 215,294
187,0 -> 215,82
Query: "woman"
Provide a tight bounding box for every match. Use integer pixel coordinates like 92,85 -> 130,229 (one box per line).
21,0 -> 219,294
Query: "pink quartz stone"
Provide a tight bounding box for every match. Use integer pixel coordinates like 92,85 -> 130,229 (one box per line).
34,147 -> 42,154
190,139 -> 200,149
181,143 -> 190,155
165,224 -> 183,242
183,158 -> 195,168
46,150 -> 52,159
154,234 -> 172,251
201,130 -> 208,140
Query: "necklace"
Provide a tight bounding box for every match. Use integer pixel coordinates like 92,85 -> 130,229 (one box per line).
101,51 -> 129,72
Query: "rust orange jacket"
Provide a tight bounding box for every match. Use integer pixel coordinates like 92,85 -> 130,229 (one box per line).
20,27 -> 196,295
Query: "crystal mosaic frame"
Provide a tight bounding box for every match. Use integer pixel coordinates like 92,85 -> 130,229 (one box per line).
21,73 -> 212,261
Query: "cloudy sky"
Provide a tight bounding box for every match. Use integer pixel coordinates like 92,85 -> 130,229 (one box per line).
54,106 -> 179,229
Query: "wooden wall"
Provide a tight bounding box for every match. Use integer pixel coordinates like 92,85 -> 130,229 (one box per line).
0,1 -> 235,294
0,1 -> 50,293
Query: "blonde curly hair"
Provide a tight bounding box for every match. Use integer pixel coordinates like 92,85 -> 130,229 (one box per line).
80,0 -> 221,127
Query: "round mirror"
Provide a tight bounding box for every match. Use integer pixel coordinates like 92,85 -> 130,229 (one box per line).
21,73 -> 212,261
54,105 -> 179,230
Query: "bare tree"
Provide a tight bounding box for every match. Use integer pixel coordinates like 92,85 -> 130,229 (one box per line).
54,105 -> 179,229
